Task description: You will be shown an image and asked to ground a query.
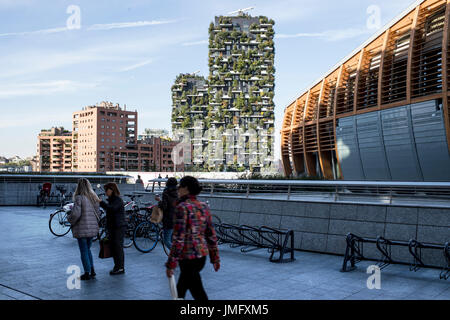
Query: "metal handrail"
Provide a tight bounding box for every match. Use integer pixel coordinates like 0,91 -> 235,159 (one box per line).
148,178 -> 450,188
0,174 -> 130,179
147,178 -> 450,207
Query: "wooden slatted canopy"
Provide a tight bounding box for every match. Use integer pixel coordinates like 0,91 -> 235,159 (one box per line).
281,0 -> 450,179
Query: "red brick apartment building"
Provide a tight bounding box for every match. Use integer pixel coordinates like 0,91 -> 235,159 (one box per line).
72,101 -> 138,172
35,102 -> 181,173
36,127 -> 72,172
63,101 -> 180,172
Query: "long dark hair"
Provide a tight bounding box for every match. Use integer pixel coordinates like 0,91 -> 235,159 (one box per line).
104,182 -> 121,197
166,177 -> 178,187
179,176 -> 202,196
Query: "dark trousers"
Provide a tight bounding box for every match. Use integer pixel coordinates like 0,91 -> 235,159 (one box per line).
110,226 -> 125,270
177,256 -> 208,300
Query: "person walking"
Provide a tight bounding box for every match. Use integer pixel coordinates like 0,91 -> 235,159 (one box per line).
155,177 -> 178,250
99,182 -> 126,275
157,174 -> 162,189
135,175 -> 144,187
165,176 -> 220,300
67,178 -> 101,281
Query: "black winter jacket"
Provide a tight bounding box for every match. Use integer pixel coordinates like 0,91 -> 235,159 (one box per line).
158,186 -> 178,230
100,195 -> 126,229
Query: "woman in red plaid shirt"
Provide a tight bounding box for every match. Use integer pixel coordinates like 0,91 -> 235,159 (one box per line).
165,176 -> 220,300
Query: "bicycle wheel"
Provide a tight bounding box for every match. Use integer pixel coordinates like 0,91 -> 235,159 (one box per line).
133,221 -> 159,253
94,216 -> 106,242
161,231 -> 170,256
123,225 -> 134,248
49,210 -> 71,237
211,214 -> 222,228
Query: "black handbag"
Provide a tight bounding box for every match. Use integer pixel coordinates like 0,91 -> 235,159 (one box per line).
99,238 -> 112,259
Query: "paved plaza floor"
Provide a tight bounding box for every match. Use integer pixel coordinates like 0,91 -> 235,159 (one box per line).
0,206 -> 448,300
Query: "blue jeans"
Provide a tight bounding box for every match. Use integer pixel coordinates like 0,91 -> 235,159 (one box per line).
162,228 -> 173,250
77,237 -> 94,274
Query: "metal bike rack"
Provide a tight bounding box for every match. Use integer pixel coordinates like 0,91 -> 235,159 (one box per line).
341,233 -> 449,280
215,223 -> 295,263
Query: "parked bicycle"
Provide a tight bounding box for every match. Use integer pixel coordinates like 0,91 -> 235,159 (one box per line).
37,182 -> 52,208
121,194 -> 145,248
132,211 -> 222,255
133,219 -> 170,255
49,186 -> 105,238
55,185 -> 70,208
94,190 -> 152,247
48,202 -> 72,237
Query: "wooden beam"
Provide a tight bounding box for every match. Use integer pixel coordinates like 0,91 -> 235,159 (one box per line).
316,79 -> 333,179
406,6 -> 421,104
333,65 -> 344,179
290,99 -> 305,175
287,104 -> 296,176
378,29 -> 391,109
353,49 -> 365,113
302,90 -> 316,176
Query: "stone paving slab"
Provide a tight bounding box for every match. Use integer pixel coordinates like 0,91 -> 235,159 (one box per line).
0,206 -> 448,300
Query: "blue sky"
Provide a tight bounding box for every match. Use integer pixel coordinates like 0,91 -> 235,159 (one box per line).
0,0 -> 417,158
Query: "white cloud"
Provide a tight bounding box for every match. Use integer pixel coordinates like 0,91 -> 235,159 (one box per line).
0,80 -> 99,98
0,19 -> 177,38
87,19 -> 177,31
276,27 -> 373,41
0,27 -> 69,38
119,59 -> 154,72
0,30 -> 197,79
182,40 -> 208,46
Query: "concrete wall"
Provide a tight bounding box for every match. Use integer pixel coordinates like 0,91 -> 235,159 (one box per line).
1,180 -> 448,266
0,182 -> 145,206
198,195 -> 450,267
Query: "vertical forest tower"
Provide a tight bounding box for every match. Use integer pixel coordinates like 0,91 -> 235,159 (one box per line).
171,12 -> 276,171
